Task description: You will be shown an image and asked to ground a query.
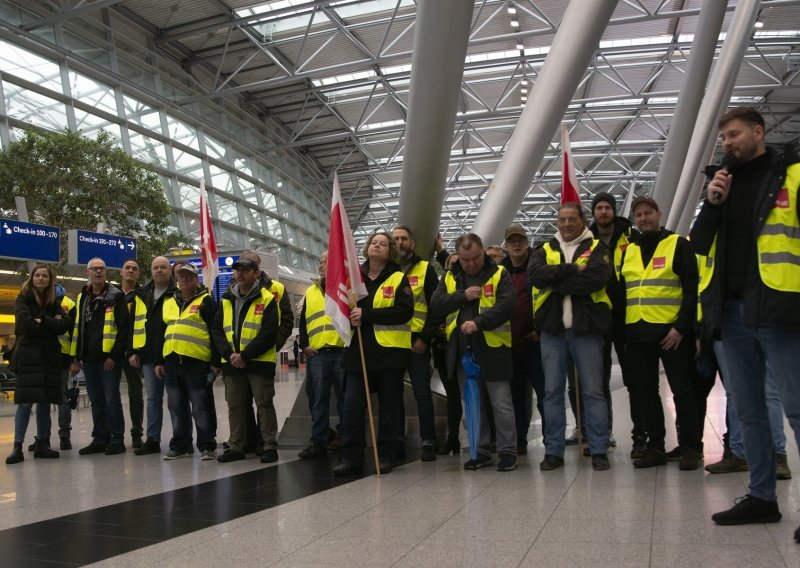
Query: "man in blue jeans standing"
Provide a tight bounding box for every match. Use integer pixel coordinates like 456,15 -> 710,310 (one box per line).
690,107 -> 800,540
70,257 -> 131,456
297,251 -> 346,459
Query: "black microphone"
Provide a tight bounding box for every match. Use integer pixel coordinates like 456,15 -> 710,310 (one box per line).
709,151 -> 739,204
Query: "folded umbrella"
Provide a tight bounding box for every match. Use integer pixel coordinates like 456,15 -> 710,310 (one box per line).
460,348 -> 481,464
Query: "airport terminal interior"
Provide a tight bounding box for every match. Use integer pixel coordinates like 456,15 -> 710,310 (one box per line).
1,0 -> 800,566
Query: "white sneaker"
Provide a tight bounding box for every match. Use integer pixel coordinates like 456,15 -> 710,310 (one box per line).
163,450 -> 189,460
200,449 -> 217,460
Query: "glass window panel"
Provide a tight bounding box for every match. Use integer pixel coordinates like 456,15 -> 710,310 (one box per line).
63,30 -> 110,68
208,164 -> 234,194
215,196 -> 240,224
165,115 -> 199,150
284,224 -> 297,245
297,231 -> 309,250
183,214 -> 200,242
289,249 -> 301,269
232,150 -> 253,177
249,236 -> 268,250
69,71 -> 117,114
219,226 -> 244,250
237,177 -> 260,206
123,96 -> 162,133
256,163 -> 273,187
242,206 -> 263,233
117,59 -> 155,91
129,130 -> 168,167
204,135 -> 228,163
3,85 -> 67,130
0,40 -> 61,90
172,147 -> 203,175
273,173 -> 286,195
178,183 -> 201,212
262,190 -> 276,211
265,216 -> 283,241
159,174 -> 178,207
74,107 -> 119,135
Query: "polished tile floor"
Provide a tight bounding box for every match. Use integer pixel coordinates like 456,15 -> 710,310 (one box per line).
1,364 -> 799,567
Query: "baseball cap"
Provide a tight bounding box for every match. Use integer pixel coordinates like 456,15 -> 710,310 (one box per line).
504,224 -> 528,241
631,196 -> 659,212
176,263 -> 199,275
232,258 -> 259,271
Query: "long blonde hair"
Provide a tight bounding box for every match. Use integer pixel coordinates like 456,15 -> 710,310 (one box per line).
20,264 -> 57,307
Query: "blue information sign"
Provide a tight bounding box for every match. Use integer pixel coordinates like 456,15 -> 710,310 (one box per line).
0,218 -> 60,263
67,229 -> 137,270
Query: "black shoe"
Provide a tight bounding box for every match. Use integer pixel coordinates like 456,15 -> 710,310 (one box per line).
132,435 -> 143,449
60,437 -> 72,451
539,455 -> 564,471
298,443 -> 327,459
421,444 -> 436,462
679,447 -> 700,471
665,446 -> 684,461
217,450 -> 245,463
712,494 -> 782,525
378,461 -> 393,474
634,448 -> 667,469
79,442 -> 107,455
497,453 -> 517,472
6,442 -> 23,464
776,453 -> 792,480
582,447 -> 591,457
463,454 -> 493,470
134,438 -> 161,456
437,437 -> 461,455
105,443 -> 126,455
260,449 -> 278,463
33,437 -> 59,459
27,441 -> 35,452
592,454 -> 610,471
333,463 -> 363,477
630,437 -> 647,459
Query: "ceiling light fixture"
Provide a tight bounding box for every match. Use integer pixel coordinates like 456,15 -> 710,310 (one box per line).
510,19 -> 519,28
508,6 -> 517,15
521,88 -> 527,94
516,42 -> 524,50
754,20 -> 764,28
521,78 -> 528,86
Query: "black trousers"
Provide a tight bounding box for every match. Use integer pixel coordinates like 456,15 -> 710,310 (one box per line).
433,346 -> 462,440
627,338 -> 700,452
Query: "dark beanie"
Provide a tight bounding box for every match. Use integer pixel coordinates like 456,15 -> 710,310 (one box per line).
591,192 -> 616,214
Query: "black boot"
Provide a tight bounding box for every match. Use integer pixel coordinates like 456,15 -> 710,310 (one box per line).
6,442 -> 24,464
437,436 -> 461,456
33,437 -> 59,459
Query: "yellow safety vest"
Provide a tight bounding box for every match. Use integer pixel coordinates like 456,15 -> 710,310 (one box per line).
221,287 -> 276,363
130,295 -> 147,350
304,284 -> 345,350
69,292 -> 118,357
405,260 -> 429,334
58,295 -> 75,355
370,271 -> 412,349
696,238 -> 716,323
531,241 -> 612,317
614,230 -> 632,280
444,266 -> 512,348
756,162 -> 800,292
162,294 -> 212,362
622,234 -> 682,325
265,279 -> 285,320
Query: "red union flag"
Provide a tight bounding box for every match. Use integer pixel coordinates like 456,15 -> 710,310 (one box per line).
560,124 -> 582,205
199,180 -> 219,293
325,173 -> 367,346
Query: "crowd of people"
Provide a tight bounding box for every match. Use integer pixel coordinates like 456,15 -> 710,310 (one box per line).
4,107 -> 800,542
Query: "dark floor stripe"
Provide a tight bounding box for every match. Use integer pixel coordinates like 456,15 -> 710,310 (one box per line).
4,453 -> 418,567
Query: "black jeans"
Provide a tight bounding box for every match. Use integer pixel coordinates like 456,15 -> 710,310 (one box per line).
122,361 -> 144,439
510,344 -> 545,446
434,346 -> 462,440
627,338 -> 700,452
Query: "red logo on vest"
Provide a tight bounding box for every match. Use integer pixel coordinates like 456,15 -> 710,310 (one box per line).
272,292 -> 280,302
579,249 -> 592,259
254,304 -> 264,315
189,304 -> 200,313
383,286 -> 394,299
408,275 -> 419,287
775,187 -> 790,209
652,257 -> 666,270
620,243 -> 629,252
105,306 -> 113,313
483,283 -> 494,298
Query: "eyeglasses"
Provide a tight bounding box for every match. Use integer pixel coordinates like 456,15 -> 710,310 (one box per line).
88,266 -> 106,272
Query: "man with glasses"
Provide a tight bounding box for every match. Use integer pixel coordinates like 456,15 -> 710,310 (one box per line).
70,258 -> 131,456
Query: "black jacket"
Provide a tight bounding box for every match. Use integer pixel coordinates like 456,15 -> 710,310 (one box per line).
527,236 -> 612,336
152,286 -> 220,367
211,282 -> 279,375
13,291 -> 72,404
399,254 -> 442,345
690,145 -> 800,332
131,278 -> 179,364
74,283 -> 130,363
343,261 -> 414,373
430,255 -> 515,383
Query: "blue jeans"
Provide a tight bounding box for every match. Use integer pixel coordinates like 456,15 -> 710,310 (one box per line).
82,360 -> 125,444
715,341 -> 787,458
164,358 -> 216,452
541,331 -> 609,457
404,347 -> 436,445
720,299 -> 800,501
341,368 -> 403,466
142,363 -> 165,442
304,349 -> 345,446
510,344 -> 545,446
14,403 -> 52,443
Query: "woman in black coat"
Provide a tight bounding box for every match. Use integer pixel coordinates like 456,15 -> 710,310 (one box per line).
6,264 -> 72,464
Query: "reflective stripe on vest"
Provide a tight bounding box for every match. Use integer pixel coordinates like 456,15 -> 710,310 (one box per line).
444,266 -> 512,348
59,296 -> 75,355
404,260 -> 429,333
696,238 -> 716,323
622,233 -> 682,325
221,287 -> 276,363
162,294 -> 211,362
370,271 -> 412,349
757,162 -> 800,292
69,292 -> 117,356
531,240 -> 612,317
131,295 -> 147,350
304,284 -> 345,350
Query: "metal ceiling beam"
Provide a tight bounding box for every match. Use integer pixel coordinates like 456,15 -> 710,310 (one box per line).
22,0 -> 126,31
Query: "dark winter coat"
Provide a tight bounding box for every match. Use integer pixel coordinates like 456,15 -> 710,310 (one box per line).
12,290 -> 72,404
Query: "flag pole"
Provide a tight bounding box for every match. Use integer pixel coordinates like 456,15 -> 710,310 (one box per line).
355,325 -> 381,477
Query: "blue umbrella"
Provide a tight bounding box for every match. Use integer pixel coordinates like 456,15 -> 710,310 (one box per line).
461,348 -> 481,464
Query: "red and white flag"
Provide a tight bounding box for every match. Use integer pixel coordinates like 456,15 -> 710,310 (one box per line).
560,124 -> 582,205
325,173 -> 367,346
199,180 -> 219,293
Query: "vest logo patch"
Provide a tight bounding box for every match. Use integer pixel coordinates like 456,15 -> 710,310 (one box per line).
775,187 -> 790,209
620,243 -> 629,252
579,249 -> 591,259
408,275 -> 419,287
254,304 -> 264,315
272,292 -> 280,301
105,306 -> 113,313
652,257 -> 666,270
483,283 -> 494,298
383,286 -> 394,299
189,304 -> 200,314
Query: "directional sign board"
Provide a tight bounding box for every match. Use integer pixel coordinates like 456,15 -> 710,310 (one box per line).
68,229 -> 137,270
0,218 -> 60,263
169,255 -> 238,302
